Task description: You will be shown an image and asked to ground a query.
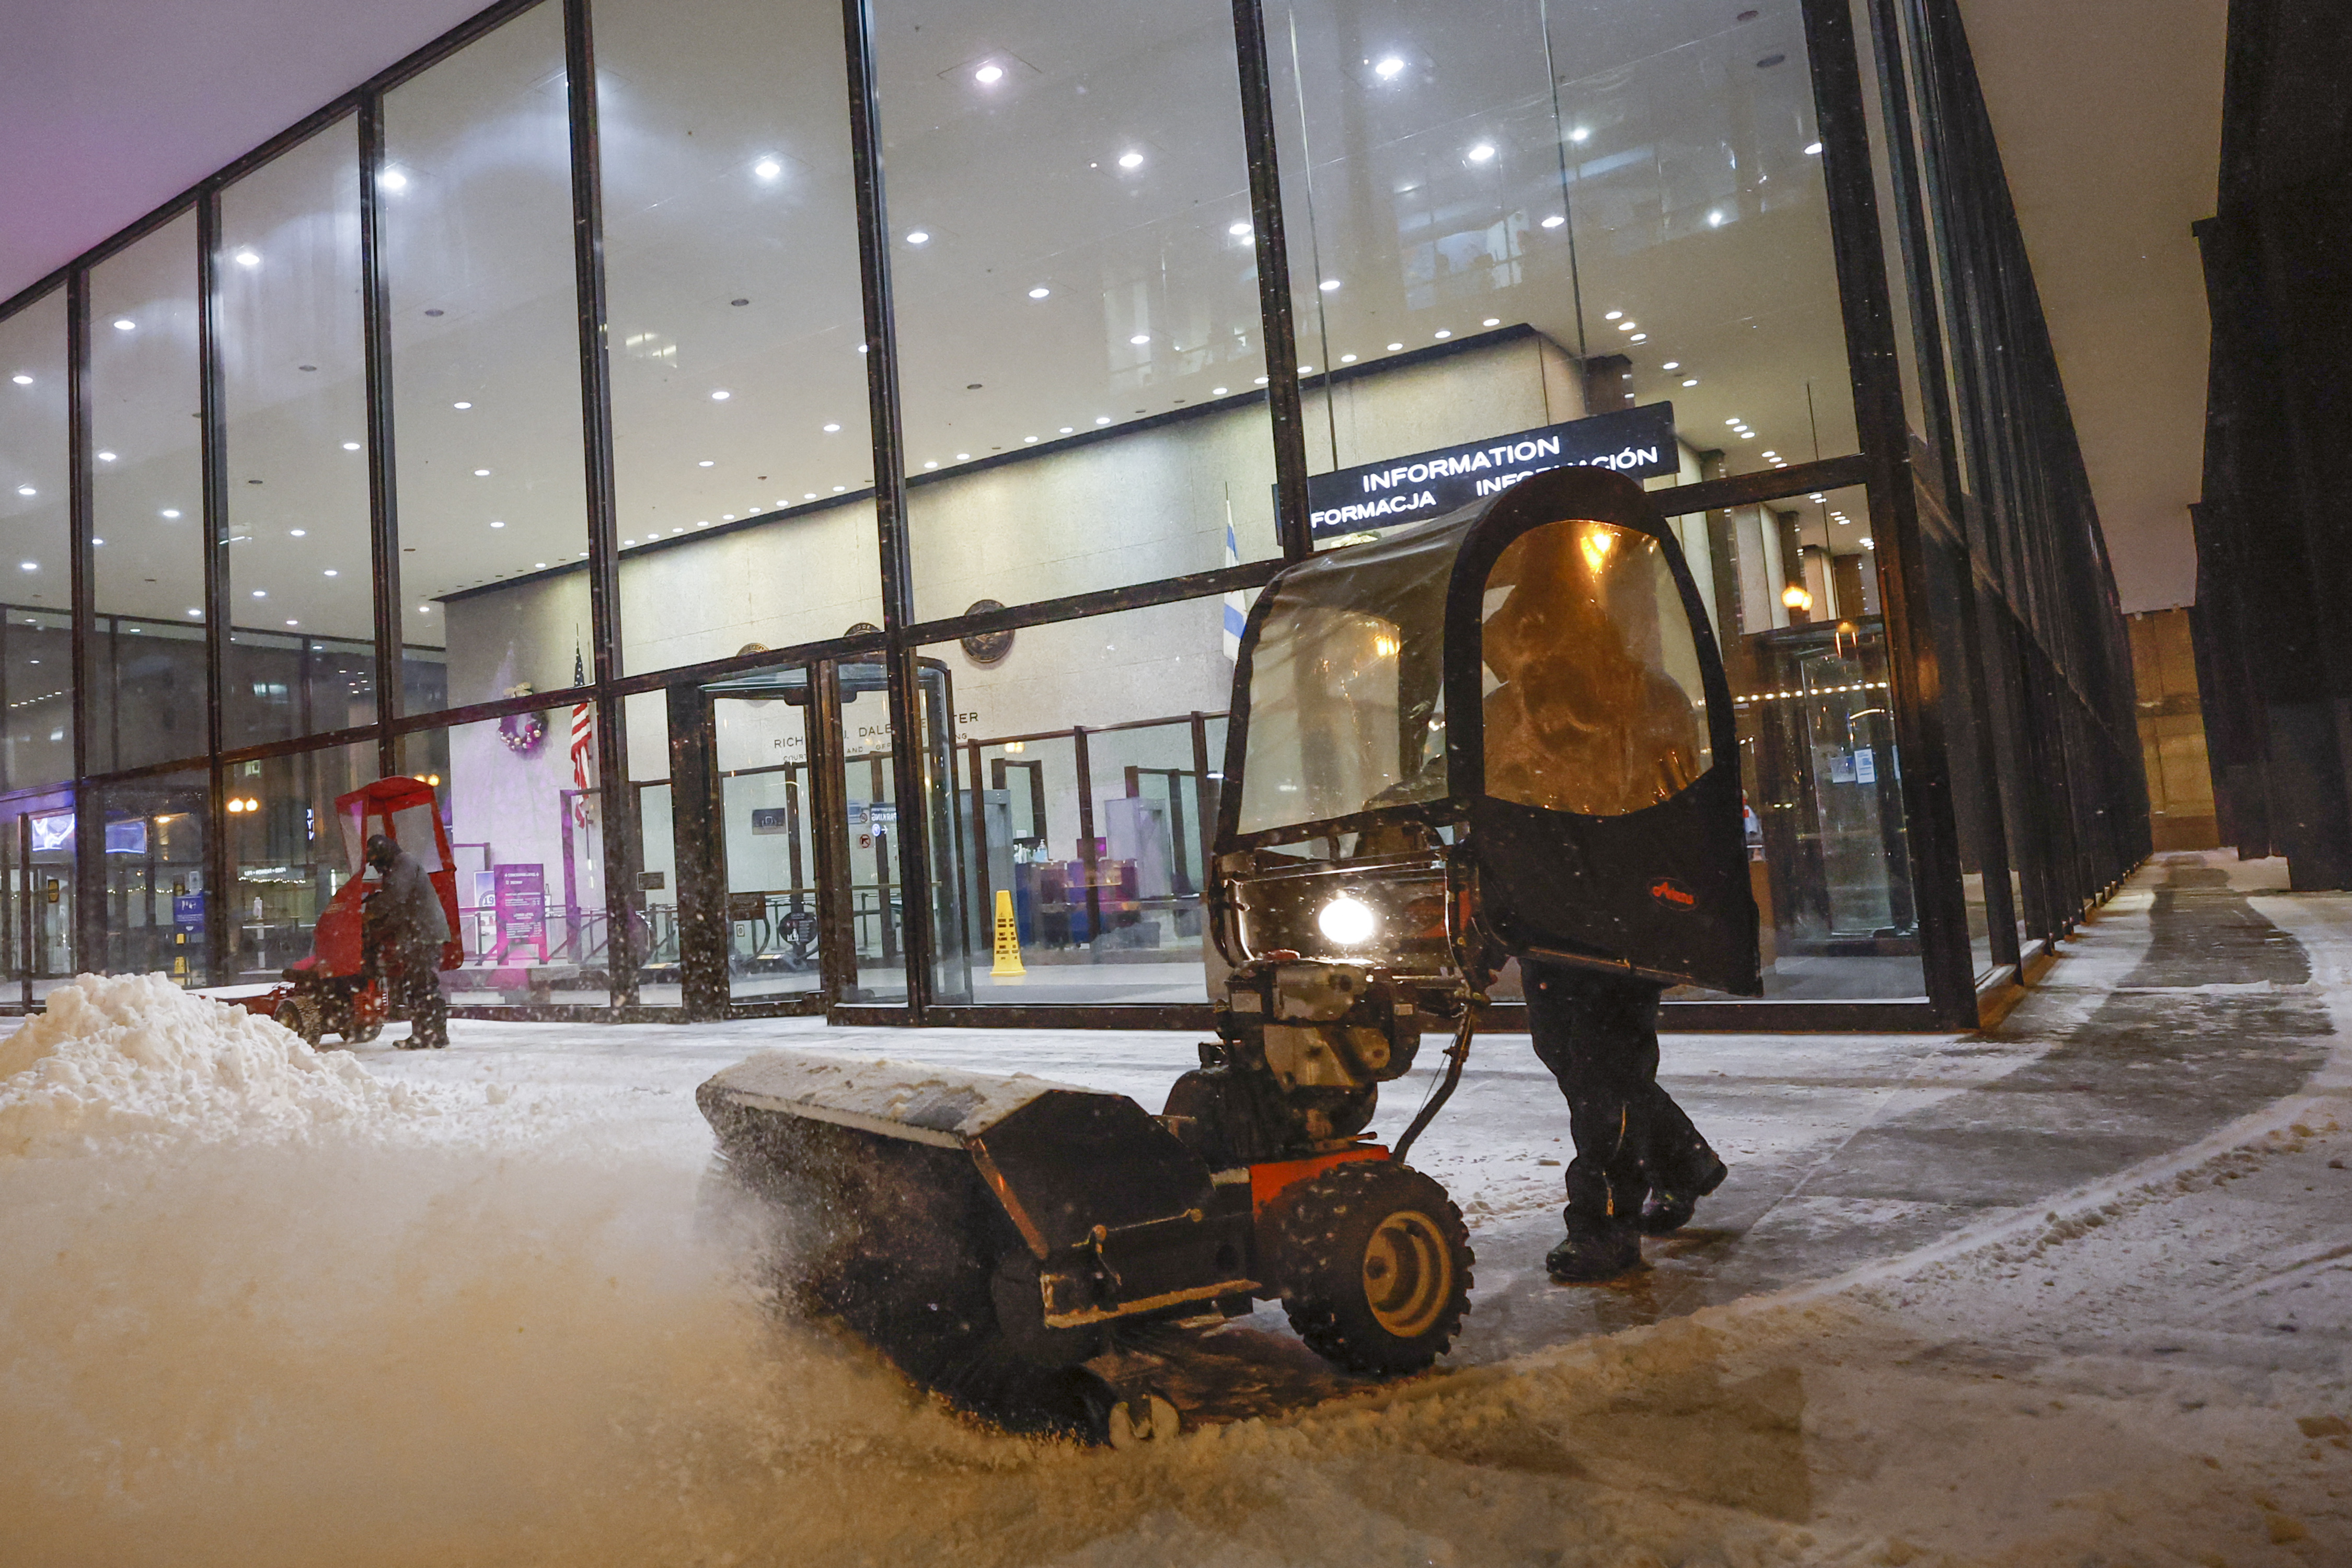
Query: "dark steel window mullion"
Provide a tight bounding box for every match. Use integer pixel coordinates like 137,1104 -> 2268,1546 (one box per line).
1862,0 -> 2019,973
838,0 -> 937,1017
562,0 -> 635,1009
1227,0 -> 1311,559
359,91 -> 403,778
68,269 -> 101,975
1797,0 -> 1975,1026
198,183 -> 233,988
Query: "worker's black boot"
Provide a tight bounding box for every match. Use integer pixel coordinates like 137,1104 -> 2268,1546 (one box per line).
1638,1151 -> 1728,1236
1545,1210 -> 1642,1283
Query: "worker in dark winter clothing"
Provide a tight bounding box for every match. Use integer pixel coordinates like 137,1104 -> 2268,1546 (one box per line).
364,833 -> 450,1050
1482,519 -> 1727,1285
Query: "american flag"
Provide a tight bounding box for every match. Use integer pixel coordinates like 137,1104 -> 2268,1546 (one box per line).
1222,506 -> 1248,663
569,646 -> 594,827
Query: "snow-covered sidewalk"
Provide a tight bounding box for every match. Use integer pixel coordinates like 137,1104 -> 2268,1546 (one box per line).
0,851 -> 2343,1565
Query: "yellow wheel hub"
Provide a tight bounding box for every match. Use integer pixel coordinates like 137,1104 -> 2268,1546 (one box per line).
1361,1208 -> 1452,1338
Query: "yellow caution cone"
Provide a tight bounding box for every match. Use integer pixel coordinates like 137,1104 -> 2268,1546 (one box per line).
989,887 -> 1027,978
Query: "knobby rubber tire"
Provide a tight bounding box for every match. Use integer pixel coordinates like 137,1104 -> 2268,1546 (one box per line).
1267,1160 -> 1473,1375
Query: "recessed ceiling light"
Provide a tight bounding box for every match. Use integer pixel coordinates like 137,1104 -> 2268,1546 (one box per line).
1096,415 -> 1113,424
1023,435 -> 1038,443
1805,141 -> 1824,155
160,508 -> 180,517
1726,418 -> 1742,426
1118,151 -> 1144,169
1662,361 -> 1680,370
1630,333 -> 1647,342
8,375 -> 28,385
96,451 -> 116,462
112,318 -> 135,331
12,486 -> 31,497
956,453 -> 971,460
233,249 -> 260,268
473,468 -> 490,477
1387,342 -> 1403,351
380,169 -> 409,191
1708,210 -> 1726,227
1682,377 -> 1699,387
1059,425 -> 1075,433
1129,333 -> 1150,345
699,459 -> 714,467
534,561 -> 547,569
1467,143 -> 1495,163
1299,365 -> 1315,375
1605,310 -> 1623,321
285,619 -> 299,627
1811,493 -> 1826,501
974,63 -> 1004,84
17,561 -> 33,572
419,604 -> 433,612
290,528 -> 306,536
1254,376 -> 1269,385
1375,55 -> 1405,78
1617,321 -> 1637,332
342,441 -> 361,451
923,460 -> 938,468
1540,215 -> 1564,228
711,389 -> 730,401
250,589 -> 266,598
1433,329 -> 1451,339
833,485 -> 846,492
1319,279 -> 1341,291
490,520 -> 505,528
624,538 -> 637,546
187,608 -> 201,617
722,514 -> 734,521
453,401 -> 471,409
1028,286 -> 1051,299
324,568 -> 338,576
905,230 -> 929,245
1228,222 -> 1251,237
90,537 -> 101,545
753,158 -> 782,180
1340,354 -> 1356,364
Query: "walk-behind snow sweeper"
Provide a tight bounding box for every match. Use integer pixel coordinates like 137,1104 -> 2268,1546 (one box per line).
225,776 -> 463,1047
698,467 -> 1758,1439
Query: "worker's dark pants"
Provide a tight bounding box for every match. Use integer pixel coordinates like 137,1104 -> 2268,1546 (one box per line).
394,944 -> 448,1046
1524,960 -> 1716,1227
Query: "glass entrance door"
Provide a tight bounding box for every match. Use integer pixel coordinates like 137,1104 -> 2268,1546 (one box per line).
706,665 -> 823,1007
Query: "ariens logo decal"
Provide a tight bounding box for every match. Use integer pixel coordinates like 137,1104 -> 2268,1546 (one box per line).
1649,877 -> 1696,909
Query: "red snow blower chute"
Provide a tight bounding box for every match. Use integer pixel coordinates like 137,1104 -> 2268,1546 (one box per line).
699,468 -> 1758,1437
232,776 -> 462,1046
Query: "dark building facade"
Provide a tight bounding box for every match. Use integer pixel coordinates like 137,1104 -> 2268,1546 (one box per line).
2192,0 -> 2352,889
0,0 -> 2145,1030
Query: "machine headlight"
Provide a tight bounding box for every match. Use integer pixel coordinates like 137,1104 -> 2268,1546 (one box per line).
1317,894 -> 1379,946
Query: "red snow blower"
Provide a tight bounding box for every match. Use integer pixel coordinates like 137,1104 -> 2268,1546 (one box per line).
699,468 -> 1758,1435
231,776 -> 463,1046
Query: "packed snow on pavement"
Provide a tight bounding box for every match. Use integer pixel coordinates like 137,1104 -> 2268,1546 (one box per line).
0,857 -> 2344,1566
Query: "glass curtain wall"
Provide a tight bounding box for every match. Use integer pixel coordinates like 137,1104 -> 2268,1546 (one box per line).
394,709 -> 608,1011
919,597 -> 1232,1009
1271,0 -> 1857,486
220,741 -> 379,983
1264,0 -> 1917,1000
87,213 -> 210,776
0,293 -> 77,1004
381,1 -> 590,716
0,291 -> 75,793
0,0 -> 2147,1025
870,0 -> 1286,619
216,117 -> 379,748
96,771 -> 211,985
596,0 -> 884,673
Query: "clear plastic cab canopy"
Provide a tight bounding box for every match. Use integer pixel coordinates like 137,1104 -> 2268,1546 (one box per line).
1233,505 -> 1713,838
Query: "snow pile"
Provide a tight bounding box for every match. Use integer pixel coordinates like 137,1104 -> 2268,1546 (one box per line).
0,972 -> 431,1157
